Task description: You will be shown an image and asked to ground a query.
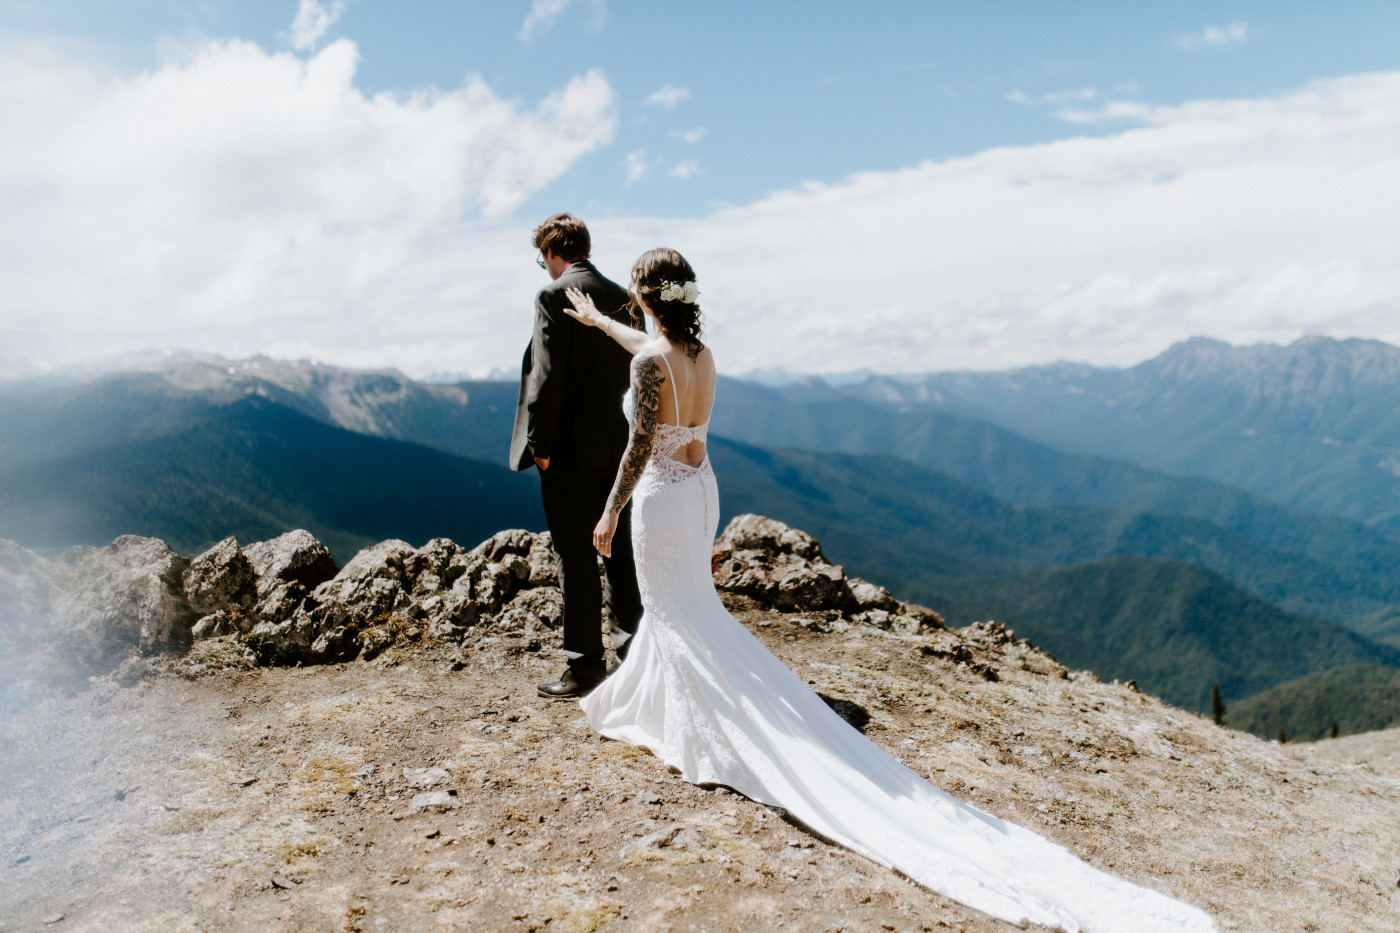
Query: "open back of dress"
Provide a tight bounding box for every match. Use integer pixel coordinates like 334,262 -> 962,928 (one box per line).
582,347 -> 1217,933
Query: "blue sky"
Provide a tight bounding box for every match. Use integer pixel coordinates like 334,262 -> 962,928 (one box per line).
4,1 -> 1400,378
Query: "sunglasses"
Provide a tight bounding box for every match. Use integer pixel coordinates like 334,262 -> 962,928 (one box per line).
536,252 -> 546,269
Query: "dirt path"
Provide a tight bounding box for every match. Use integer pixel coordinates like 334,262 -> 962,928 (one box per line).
3,608 -> 1397,932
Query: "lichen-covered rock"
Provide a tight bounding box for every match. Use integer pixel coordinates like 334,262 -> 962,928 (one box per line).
46,535 -> 198,661
499,586 -> 564,631
4,517 -> 952,678
712,517 -> 945,628
183,537 -> 257,617
773,561 -> 849,612
526,533 -> 559,587
712,515 -> 855,612
245,615 -> 322,663
242,530 -> 339,623
469,528 -> 536,564
848,577 -> 900,613
192,609 -> 240,640
310,539 -> 417,616
959,620 -> 1063,677
277,540 -> 419,660
420,590 -> 481,641
469,560 -> 522,615
715,514 -> 824,562
410,538 -> 466,597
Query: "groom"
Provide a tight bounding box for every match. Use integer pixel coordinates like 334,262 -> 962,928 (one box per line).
510,213 -> 643,698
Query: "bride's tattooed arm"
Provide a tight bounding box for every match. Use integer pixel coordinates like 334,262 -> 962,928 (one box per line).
605,350 -> 663,515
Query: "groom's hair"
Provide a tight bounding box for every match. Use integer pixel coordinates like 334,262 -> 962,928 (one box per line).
533,214 -> 591,262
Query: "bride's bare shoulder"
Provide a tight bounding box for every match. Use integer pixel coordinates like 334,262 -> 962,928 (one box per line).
685,341 -> 714,367
700,344 -> 717,376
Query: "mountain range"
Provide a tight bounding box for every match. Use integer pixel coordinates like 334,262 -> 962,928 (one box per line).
809,336 -> 1400,537
4,338 -> 1399,733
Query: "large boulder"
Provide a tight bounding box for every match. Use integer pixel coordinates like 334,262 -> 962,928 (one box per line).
409,538 -> 467,597
46,535 -> 198,661
497,586 -> 564,632
242,530 -> 339,624
715,515 -> 824,562
468,528 -> 537,564
310,539 -> 418,620
183,537 -> 258,638
712,515 -> 855,612
711,516 -> 944,633
184,537 -> 257,615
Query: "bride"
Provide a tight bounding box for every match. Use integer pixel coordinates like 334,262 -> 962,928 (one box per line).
561,248 -> 1218,933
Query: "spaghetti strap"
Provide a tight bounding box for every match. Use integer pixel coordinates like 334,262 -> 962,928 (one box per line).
656,351 -> 681,423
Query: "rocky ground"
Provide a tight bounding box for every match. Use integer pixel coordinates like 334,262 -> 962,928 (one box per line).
2,519 -> 1398,932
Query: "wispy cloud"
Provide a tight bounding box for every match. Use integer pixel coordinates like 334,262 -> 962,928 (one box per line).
623,148 -> 652,185
1052,100 -> 1154,124
520,0 -> 571,42
1006,86 -> 1161,124
520,0 -> 605,42
1008,87 -> 1098,108
669,159 -> 702,179
669,126 -> 707,143
1173,21 -> 1249,50
645,83 -> 689,110
289,0 -> 346,52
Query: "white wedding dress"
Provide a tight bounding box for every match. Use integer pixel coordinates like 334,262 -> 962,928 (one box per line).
580,352 -> 1217,933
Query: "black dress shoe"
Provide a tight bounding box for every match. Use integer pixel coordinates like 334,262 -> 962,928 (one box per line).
537,666 -> 605,699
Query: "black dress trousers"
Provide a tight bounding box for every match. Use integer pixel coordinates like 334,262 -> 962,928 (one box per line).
538,464 -> 643,669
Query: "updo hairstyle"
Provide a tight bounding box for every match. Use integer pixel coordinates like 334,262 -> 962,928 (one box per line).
629,248 -> 703,350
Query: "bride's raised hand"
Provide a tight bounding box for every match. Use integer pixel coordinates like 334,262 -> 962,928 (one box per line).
564,287 -> 606,328
593,510 -> 619,557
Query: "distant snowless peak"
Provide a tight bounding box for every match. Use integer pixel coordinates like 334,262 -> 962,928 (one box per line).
4,336 -> 1397,388
1150,334 -> 1400,379
0,347 -> 415,387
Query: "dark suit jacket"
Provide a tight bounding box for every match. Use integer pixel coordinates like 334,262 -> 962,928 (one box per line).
509,260 -> 635,472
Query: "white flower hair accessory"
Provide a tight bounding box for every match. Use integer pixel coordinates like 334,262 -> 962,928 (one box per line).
658,280 -> 700,304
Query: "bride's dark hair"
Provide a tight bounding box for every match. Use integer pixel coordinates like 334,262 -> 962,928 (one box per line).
629,248 -> 703,350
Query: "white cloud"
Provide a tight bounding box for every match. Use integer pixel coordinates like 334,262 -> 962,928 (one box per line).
520,0 -> 605,42
622,148 -> 654,185
644,83 -> 689,110
669,126 -> 707,143
1174,21 -> 1249,50
5,31 -> 1400,384
0,33 -> 616,377
580,70 -> 1400,376
669,159 -> 701,179
1009,87 -> 1098,108
289,0 -> 346,52
1052,99 -> 1154,124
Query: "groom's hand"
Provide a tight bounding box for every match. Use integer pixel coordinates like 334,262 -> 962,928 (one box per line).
534,455 -> 550,471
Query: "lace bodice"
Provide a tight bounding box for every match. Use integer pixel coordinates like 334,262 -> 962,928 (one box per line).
622,391 -> 709,457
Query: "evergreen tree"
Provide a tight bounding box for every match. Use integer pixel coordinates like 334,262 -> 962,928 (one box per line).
1277,726 -> 1288,744
1330,719 -> 1340,739
1210,682 -> 1226,726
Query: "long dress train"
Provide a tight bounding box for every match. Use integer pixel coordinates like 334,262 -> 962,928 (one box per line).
580,366 -> 1217,933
